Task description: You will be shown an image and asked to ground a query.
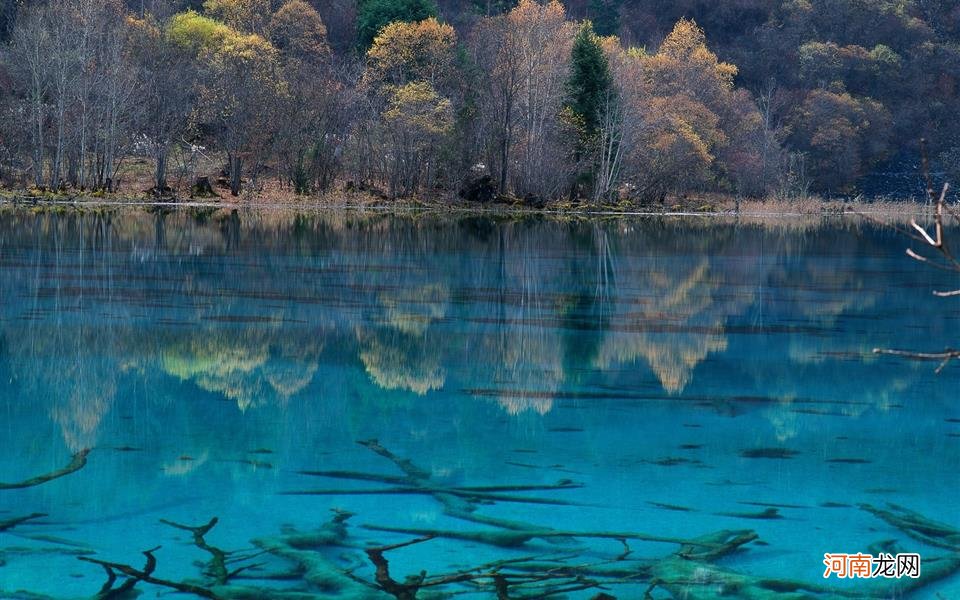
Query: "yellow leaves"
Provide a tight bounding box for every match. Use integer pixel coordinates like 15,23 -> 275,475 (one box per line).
365,17 -> 456,87
378,284 -> 449,336
634,95 -> 725,189
383,81 -> 453,136
167,9 -> 278,80
202,0 -> 270,33
168,7 -> 280,71
508,0 -> 567,31
659,18 -> 708,60
651,19 -> 737,91
359,336 -> 446,395
504,0 -> 575,63
161,334 -> 319,411
716,60 -> 739,83
364,18 -> 457,197
650,97 -> 724,165
217,30 -> 277,63
126,15 -> 160,41
270,0 -> 330,61
166,10 -> 233,51
598,34 -> 623,56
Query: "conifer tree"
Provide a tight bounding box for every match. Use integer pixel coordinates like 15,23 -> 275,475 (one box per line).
566,22 -> 614,139
565,21 -> 615,198
589,0 -> 620,37
356,0 -> 436,50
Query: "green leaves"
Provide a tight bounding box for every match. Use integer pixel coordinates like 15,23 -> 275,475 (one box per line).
567,21 -> 615,135
566,22 -> 614,138
357,0 -> 438,50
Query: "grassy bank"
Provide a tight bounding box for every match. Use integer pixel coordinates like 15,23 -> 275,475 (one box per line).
0,185 -> 943,225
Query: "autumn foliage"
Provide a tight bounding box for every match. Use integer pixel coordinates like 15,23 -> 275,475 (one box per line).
0,0 -> 953,203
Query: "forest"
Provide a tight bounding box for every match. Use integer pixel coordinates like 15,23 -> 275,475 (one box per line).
0,0 -> 958,204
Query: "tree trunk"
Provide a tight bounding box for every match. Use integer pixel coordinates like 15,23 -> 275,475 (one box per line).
32,96 -> 44,188
154,146 -> 167,195
229,153 -> 242,196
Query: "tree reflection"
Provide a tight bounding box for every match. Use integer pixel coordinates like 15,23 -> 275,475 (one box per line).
355,279 -> 450,395
0,208 -> 934,440
357,327 -> 445,395
161,332 -> 320,411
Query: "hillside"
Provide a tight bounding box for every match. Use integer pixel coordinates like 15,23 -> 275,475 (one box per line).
0,0 -> 957,202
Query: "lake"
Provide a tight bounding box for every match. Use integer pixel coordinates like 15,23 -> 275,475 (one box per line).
0,207 -> 958,599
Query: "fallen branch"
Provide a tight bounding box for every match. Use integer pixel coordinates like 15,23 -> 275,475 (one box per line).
860,503 -> 960,551
350,439 -> 581,542
281,485 -> 592,507
365,535 -> 436,599
80,545 -> 218,599
873,348 -> 960,374
361,524 -> 721,550
0,450 -> 89,490
160,517 -> 231,585
0,513 -> 47,532
861,151 -> 959,373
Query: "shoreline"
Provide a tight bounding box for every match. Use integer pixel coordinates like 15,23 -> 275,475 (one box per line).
0,190 -> 942,221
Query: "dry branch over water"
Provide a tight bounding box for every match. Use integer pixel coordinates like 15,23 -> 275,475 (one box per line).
870,181 -> 960,372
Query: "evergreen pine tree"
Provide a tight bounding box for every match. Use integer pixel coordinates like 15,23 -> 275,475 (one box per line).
566,21 -> 614,139
566,21 -> 616,199
357,0 -> 437,49
589,0 -> 621,37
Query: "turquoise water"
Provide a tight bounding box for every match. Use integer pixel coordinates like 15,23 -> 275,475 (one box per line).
0,209 -> 958,599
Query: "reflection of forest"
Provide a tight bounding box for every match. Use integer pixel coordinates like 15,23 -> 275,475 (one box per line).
0,209 -> 937,448
162,333 -> 321,411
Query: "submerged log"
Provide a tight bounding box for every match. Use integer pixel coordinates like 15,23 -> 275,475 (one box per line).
860,503 -> 960,550
0,450 -> 89,490
280,485 -> 591,507
348,439 -> 583,542
0,513 -> 47,532
79,545 -> 220,599
361,524 -> 723,550
160,518 -> 231,585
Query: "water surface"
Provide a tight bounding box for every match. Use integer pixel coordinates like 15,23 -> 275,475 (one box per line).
0,209 -> 958,599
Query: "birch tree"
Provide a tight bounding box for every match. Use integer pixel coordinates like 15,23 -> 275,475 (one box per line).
129,14 -> 197,195
8,6 -> 51,187
509,0 -> 575,200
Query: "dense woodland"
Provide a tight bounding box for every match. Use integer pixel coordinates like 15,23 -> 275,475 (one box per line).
0,0 -> 958,203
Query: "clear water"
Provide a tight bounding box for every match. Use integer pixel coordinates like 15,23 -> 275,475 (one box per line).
0,208 -> 958,599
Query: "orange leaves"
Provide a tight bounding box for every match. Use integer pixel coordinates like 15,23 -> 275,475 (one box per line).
648,19 -> 737,97
790,88 -> 892,191
657,18 -> 707,60
508,0 -> 568,32
605,18 -> 759,196
643,95 -> 721,185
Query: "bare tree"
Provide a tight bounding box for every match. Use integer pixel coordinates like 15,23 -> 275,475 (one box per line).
199,36 -> 281,196
130,15 -> 197,195
273,59 -> 350,195
7,6 -> 51,187
511,0 -> 576,200
46,4 -> 79,190
592,89 -> 628,203
873,181 -> 960,372
472,12 -> 523,195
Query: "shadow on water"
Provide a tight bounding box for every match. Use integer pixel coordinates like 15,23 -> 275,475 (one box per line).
0,208 -> 958,598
